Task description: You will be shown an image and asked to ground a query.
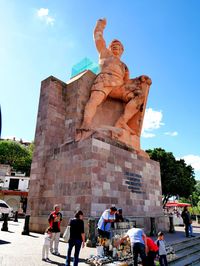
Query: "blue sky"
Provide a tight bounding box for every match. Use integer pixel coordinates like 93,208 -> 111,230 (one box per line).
0,0 -> 200,179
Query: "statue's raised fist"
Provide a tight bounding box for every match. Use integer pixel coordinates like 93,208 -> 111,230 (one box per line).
98,18 -> 107,28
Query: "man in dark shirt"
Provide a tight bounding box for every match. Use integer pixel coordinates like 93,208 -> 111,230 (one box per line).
181,206 -> 194,237
48,204 -> 62,255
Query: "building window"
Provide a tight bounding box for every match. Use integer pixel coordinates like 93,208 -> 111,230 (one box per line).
9,179 -> 19,190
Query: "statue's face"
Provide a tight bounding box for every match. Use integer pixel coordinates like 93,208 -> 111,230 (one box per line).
110,41 -> 123,57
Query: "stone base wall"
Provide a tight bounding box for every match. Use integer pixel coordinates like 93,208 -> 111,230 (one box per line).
29,136 -> 164,233
28,72 -> 166,234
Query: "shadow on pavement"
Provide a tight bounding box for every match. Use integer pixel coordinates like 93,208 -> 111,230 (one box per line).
48,261 -> 65,265
50,255 -> 85,264
0,239 -> 11,245
4,230 -> 15,233
9,223 -> 21,226
24,234 -> 39,238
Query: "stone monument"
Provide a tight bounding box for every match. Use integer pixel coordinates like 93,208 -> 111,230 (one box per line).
28,19 -> 168,233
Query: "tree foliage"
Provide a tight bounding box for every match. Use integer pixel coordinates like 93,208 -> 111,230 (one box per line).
191,181 -> 200,206
0,140 -> 33,176
146,148 -> 196,207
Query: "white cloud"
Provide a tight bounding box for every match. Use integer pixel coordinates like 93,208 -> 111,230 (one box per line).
37,8 -> 49,17
142,108 -> 164,138
37,8 -> 55,26
142,132 -> 156,138
181,155 -> 200,172
164,131 -> 178,137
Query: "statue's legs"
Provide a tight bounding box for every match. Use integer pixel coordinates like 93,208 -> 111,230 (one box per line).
114,95 -> 144,135
80,90 -> 106,130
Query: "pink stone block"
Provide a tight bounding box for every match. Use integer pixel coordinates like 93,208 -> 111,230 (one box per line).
29,72 -> 164,233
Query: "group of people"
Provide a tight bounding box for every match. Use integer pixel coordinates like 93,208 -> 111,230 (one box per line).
98,206 -> 168,266
42,205 -> 169,266
42,204 -> 63,261
41,205 -> 197,266
121,228 -> 168,266
42,204 -> 85,266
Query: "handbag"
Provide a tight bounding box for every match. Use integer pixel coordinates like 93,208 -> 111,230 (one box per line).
63,225 -> 70,242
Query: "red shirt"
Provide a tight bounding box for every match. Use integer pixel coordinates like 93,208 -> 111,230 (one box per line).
146,237 -> 159,252
48,211 -> 62,232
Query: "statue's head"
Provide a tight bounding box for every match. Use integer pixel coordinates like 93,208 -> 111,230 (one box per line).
109,39 -> 124,57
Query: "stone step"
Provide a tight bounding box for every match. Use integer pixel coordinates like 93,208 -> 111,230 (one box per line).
169,253 -> 200,266
172,238 -> 200,253
168,237 -> 200,266
169,236 -> 200,248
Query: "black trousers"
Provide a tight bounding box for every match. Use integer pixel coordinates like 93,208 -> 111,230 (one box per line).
185,223 -> 189,237
159,255 -> 168,266
97,228 -> 110,239
147,251 -> 157,266
132,242 -> 146,266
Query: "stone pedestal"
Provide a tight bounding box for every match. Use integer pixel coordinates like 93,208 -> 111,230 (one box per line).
28,71 -> 167,234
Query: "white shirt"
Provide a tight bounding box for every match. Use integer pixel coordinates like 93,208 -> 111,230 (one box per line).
97,209 -> 115,232
126,228 -> 144,245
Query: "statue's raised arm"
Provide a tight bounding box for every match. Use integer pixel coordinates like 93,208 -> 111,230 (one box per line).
93,18 -> 107,53
78,18 -> 152,157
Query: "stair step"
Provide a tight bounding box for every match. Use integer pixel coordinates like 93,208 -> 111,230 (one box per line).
169,245 -> 200,265
169,252 -> 200,266
169,236 -> 200,248
172,239 -> 200,253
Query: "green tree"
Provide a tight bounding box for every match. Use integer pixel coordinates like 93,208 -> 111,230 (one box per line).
0,140 -> 33,176
146,148 -> 196,207
191,181 -> 200,206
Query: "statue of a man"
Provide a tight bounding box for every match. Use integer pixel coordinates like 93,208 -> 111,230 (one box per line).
80,18 -> 151,137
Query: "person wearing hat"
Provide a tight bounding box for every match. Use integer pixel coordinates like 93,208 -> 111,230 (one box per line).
97,206 -> 117,239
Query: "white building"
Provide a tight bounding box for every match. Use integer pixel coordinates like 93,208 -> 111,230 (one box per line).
0,164 -> 29,212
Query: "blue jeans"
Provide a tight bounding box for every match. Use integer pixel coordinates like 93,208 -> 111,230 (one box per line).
66,239 -> 82,266
189,224 -> 193,236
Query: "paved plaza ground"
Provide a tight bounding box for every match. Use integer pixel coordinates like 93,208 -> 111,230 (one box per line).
0,218 -> 200,266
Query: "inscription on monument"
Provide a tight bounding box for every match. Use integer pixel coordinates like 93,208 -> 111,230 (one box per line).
124,171 -> 143,194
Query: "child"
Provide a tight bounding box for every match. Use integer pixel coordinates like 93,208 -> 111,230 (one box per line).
156,231 -> 168,266
146,236 -> 159,266
42,227 -> 52,261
